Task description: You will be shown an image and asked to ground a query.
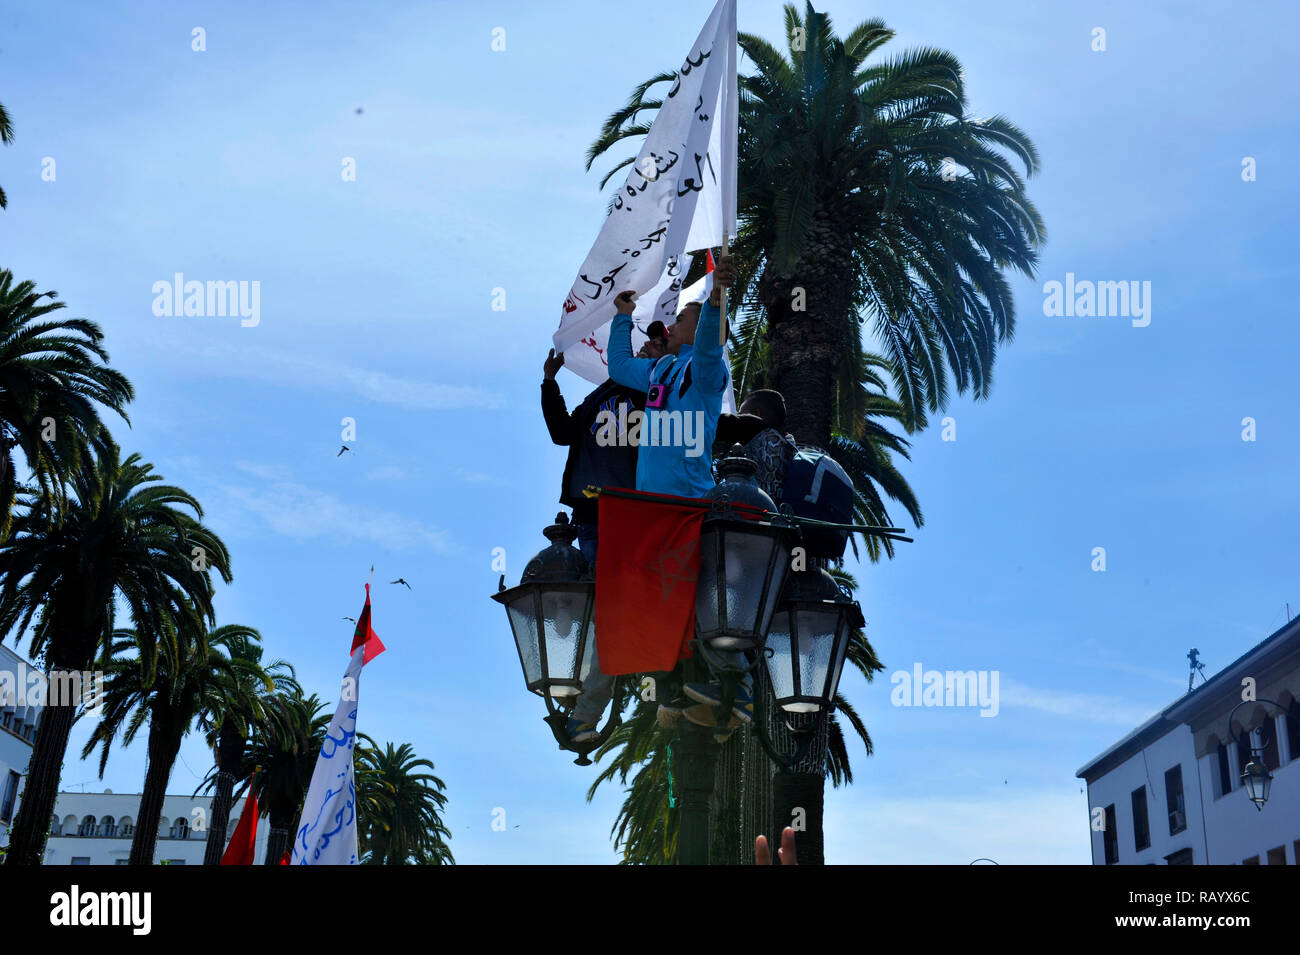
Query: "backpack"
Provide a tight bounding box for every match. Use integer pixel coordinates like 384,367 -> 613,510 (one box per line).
780,447 -> 854,559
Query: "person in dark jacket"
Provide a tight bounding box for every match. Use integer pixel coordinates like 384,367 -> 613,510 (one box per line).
540,324 -> 667,741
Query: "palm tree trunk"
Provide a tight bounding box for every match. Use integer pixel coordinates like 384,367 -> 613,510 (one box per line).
264,821 -> 289,865
773,770 -> 825,865
762,238 -> 854,864
768,315 -> 838,450
202,726 -> 245,865
129,718 -> 182,865
203,770 -> 236,865
3,681 -> 78,865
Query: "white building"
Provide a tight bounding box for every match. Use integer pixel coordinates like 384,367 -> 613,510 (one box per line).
0,643 -> 40,845
3,644 -> 270,864
1077,616 -> 1300,864
45,790 -> 271,865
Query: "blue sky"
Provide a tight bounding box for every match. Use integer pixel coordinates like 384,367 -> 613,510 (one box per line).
2,0 -> 1297,863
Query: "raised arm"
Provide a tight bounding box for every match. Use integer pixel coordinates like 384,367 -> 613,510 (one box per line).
606,290 -> 655,391
691,255 -> 735,394
541,348 -> 578,446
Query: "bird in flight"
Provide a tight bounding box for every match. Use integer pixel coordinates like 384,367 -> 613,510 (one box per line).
390,578 -> 412,590
338,445 -> 352,457
342,616 -> 356,624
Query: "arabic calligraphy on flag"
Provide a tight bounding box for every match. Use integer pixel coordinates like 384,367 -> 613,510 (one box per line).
553,0 -> 738,372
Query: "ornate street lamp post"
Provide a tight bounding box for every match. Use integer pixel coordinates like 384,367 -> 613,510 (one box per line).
675,447 -> 794,865
765,563 -> 863,714
492,513 -> 620,765
1226,698 -> 1286,811
754,561 -> 864,774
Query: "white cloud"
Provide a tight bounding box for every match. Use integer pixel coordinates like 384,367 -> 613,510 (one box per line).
143,340 -> 505,412
999,678 -> 1160,727
825,788 -> 1090,864
365,465 -> 415,481
218,466 -> 454,553
455,467 -> 508,486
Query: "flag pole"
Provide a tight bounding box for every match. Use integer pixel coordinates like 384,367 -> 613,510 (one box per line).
718,233 -> 729,346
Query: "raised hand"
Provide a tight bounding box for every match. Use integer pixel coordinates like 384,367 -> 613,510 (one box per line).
544,348 -> 565,380
614,290 -> 637,315
755,827 -> 797,865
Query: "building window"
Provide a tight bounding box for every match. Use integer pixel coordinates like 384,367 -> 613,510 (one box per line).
0,770 -> 18,823
70,857 -> 90,865
1287,701 -> 1300,763
1165,848 -> 1194,865
1216,742 -> 1233,797
99,815 -> 116,838
1165,766 -> 1186,835
77,815 -> 96,838
1260,718 -> 1280,771
1,711 -> 11,729
1103,804 -> 1119,864
170,817 -> 190,840
1267,845 -> 1286,865
1236,729 -> 1253,776
1131,786 -> 1150,851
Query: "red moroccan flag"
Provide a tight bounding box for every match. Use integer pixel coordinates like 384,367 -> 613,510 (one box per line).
219,778 -> 259,866
595,489 -> 708,675
351,583 -> 386,664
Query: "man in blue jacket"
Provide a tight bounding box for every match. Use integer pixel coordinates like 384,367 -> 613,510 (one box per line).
607,256 -> 734,496
607,256 -> 753,726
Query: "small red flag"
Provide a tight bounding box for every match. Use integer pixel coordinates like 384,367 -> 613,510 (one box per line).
279,850 -> 290,865
219,779 -> 259,866
351,583 -> 386,664
595,489 -> 706,675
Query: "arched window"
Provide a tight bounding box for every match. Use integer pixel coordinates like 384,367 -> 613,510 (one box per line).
100,815 -> 117,838
170,817 -> 190,840
1286,698 -> 1300,763
62,814 -> 78,836
77,814 -> 96,837
50,815 -> 62,837
118,816 -> 134,837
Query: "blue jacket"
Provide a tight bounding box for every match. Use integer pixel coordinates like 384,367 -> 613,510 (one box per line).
607,302 -> 728,498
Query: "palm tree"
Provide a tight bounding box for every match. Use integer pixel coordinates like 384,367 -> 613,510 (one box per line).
588,2 -> 1043,441
355,738 -> 453,865
82,620 -> 263,864
0,269 -> 134,539
196,635 -> 296,865
587,3 -> 1041,862
217,688 -> 329,864
0,102 -> 12,208
587,701 -> 677,865
0,446 -> 230,865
